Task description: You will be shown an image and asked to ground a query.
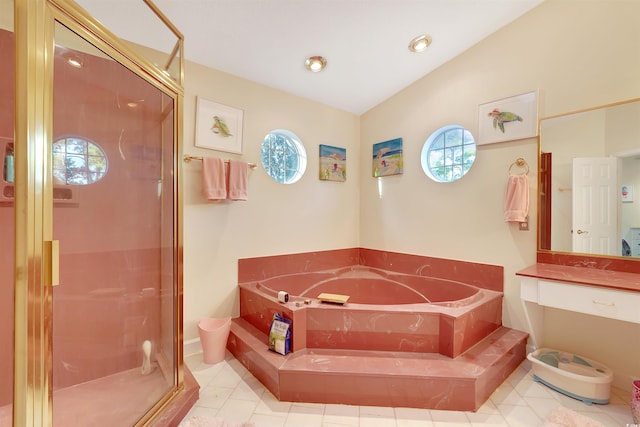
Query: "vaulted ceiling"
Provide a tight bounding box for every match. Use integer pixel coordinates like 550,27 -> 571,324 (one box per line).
77,0 -> 543,115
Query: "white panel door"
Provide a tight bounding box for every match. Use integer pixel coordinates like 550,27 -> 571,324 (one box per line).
572,157 -> 620,255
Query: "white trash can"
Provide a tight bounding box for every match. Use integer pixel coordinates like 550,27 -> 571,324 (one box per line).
198,317 -> 231,364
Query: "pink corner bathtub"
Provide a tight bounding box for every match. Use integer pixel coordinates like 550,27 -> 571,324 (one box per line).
239,266 -> 503,357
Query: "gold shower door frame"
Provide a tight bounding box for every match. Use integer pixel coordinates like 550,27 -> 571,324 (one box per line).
13,0 -> 184,425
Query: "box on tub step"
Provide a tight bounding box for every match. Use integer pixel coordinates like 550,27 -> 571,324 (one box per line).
527,348 -> 613,405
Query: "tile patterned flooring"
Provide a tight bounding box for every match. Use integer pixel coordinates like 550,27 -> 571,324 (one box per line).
183,351 -> 636,426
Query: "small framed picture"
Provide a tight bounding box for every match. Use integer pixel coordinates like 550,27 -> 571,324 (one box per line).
195,97 -> 244,154
319,144 -> 346,182
478,91 -> 538,145
372,138 -> 403,177
622,184 -> 634,202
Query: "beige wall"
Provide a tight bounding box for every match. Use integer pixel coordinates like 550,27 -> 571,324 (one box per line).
182,63 -> 360,340
183,0 -> 640,388
360,0 -> 640,388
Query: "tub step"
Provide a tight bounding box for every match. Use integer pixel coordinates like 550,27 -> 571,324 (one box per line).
227,318 -> 528,411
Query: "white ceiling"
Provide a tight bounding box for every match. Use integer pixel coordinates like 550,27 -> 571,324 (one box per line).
76,0 -> 543,115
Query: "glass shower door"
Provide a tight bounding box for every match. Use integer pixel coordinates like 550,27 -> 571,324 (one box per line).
51,21 -> 177,426
0,1 -> 14,426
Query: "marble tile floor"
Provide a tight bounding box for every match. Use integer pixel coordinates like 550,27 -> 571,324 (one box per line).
183,351 -> 635,427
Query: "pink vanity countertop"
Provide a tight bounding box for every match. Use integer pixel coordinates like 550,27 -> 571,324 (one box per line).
517,263 -> 640,293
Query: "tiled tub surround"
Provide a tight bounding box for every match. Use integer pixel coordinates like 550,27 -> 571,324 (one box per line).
228,248 -> 528,411
242,266 -> 503,358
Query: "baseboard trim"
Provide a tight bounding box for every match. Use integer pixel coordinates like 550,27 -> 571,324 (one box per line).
184,338 -> 202,357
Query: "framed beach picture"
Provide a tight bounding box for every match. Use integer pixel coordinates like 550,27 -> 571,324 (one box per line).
319,144 -> 346,182
372,138 -> 403,177
195,97 -> 244,154
477,91 -> 538,145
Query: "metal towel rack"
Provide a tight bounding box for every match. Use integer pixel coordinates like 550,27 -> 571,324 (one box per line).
183,154 -> 257,169
508,157 -> 529,175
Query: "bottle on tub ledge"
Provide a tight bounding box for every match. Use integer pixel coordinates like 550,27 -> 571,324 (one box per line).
4,145 -> 14,183
141,340 -> 154,375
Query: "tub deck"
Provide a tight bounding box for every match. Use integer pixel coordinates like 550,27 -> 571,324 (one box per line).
228,318 -> 528,411
232,250 -> 527,411
239,266 -> 505,358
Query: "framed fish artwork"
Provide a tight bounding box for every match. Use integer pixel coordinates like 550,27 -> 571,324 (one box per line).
195,96 -> 244,154
477,91 -> 537,145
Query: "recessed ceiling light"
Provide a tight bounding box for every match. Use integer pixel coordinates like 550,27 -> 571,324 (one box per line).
408,34 -> 432,53
305,56 -> 327,72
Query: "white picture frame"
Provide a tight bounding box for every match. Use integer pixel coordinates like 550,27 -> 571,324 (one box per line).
477,91 -> 538,145
195,97 -> 244,154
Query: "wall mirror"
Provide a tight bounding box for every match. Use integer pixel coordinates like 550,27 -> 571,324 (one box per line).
538,97 -> 640,259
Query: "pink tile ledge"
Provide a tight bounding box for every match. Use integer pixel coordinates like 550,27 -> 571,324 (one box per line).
517,263 -> 640,293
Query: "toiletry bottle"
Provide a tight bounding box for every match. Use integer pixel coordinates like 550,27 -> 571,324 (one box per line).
5,148 -> 14,183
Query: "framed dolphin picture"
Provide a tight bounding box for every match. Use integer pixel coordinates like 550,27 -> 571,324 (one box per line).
477,91 -> 537,145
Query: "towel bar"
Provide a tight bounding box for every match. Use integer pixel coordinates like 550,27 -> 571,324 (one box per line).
183,155 -> 256,169
508,157 -> 529,175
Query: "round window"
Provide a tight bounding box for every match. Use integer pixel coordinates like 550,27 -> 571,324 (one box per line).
260,129 -> 307,184
53,136 -> 108,185
421,125 -> 476,183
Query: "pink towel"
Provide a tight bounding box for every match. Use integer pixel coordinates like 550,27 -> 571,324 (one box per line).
202,157 -> 226,201
227,160 -> 248,201
504,174 -> 529,222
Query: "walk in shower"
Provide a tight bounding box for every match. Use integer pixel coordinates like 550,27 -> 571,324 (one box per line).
2,0 -> 191,425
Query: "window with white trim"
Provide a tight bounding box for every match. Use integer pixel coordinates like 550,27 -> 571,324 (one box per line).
53,136 -> 108,185
421,125 -> 476,183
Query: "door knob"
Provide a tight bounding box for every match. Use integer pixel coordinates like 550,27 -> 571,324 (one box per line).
576,229 -> 588,234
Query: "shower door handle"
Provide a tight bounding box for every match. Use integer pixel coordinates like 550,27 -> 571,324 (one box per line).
44,240 -> 60,286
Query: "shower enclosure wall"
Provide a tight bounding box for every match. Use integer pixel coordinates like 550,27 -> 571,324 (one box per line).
1,0 -> 194,425
0,10 -> 15,426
